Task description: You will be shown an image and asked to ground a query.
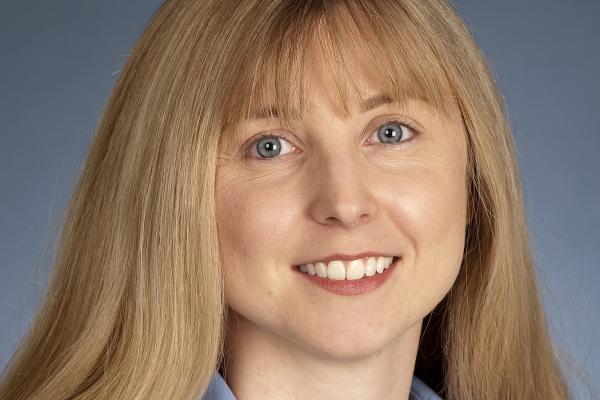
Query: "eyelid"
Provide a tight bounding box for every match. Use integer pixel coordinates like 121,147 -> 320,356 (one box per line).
368,114 -> 423,137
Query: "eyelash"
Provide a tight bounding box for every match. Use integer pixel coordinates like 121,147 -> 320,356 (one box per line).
244,118 -> 421,162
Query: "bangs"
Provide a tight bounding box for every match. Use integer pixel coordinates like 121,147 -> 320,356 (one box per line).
218,0 -> 457,149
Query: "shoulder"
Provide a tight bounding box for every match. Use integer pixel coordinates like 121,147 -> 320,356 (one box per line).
202,370 -> 443,400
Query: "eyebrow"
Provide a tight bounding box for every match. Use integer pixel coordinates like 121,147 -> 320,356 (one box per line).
247,93 -> 396,121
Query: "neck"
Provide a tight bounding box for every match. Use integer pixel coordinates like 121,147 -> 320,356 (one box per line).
222,311 -> 423,400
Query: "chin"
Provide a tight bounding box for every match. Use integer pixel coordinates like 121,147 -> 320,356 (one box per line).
300,328 -> 392,362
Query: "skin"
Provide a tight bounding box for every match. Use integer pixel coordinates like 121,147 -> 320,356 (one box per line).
215,40 -> 469,400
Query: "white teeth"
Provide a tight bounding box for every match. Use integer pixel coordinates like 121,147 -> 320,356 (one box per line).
345,259 -> 365,280
298,256 -> 395,280
327,260 -> 346,280
315,262 -> 327,277
376,257 -> 387,274
365,257 -> 377,276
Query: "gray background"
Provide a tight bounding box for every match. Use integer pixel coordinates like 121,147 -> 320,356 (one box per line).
1,1 -> 598,398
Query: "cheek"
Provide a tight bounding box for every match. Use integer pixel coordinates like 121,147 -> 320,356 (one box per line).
409,173 -> 467,250
391,160 -> 468,307
215,171 -> 302,290
215,171 -> 308,328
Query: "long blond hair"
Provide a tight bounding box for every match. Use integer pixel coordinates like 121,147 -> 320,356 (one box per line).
0,0 -> 583,398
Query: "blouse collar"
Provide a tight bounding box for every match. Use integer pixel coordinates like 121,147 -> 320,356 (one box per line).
202,369 -> 443,400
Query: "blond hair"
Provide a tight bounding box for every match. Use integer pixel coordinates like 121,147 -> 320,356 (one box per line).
0,0 -> 585,398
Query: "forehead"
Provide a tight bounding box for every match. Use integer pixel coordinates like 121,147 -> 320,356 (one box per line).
218,1 -> 458,147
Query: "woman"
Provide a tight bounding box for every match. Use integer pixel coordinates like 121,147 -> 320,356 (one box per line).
0,0 -> 576,399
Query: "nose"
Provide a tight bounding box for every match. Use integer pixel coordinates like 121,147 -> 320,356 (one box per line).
307,149 -> 378,229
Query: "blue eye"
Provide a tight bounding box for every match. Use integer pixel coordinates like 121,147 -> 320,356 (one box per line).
245,119 -> 419,162
247,134 -> 296,160
369,120 -> 417,146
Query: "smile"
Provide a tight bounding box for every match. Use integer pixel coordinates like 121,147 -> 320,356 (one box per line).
296,256 -> 399,280
294,256 -> 400,296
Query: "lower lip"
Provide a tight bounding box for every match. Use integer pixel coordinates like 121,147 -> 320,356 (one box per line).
293,257 -> 400,296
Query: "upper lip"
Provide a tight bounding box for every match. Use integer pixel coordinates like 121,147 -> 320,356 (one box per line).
296,251 -> 398,266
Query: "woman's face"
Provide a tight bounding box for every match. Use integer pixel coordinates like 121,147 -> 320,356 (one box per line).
215,52 -> 469,360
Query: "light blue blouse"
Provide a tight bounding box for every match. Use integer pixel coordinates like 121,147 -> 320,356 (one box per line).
202,369 -> 443,400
